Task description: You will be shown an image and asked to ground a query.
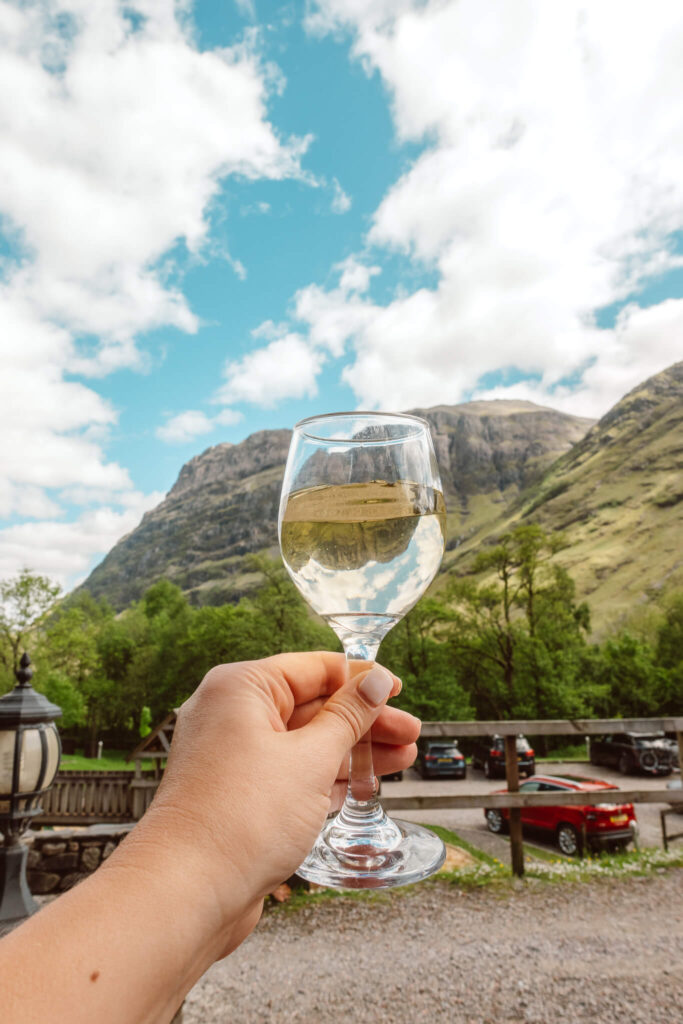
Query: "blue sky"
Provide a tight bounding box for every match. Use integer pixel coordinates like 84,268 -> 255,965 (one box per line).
1,0 -> 682,587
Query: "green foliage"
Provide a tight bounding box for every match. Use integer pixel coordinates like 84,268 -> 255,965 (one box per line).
36,670 -> 87,730
441,525 -> 597,720
381,600 -> 474,721
1,541 -> 680,750
139,706 -> 152,738
0,568 -> 61,685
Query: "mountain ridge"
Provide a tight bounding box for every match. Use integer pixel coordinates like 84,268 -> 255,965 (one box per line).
80,399 -> 593,610
80,363 -> 683,632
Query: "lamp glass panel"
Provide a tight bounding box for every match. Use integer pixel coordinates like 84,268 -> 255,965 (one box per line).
19,728 -> 43,794
0,729 -> 17,794
44,726 -> 60,787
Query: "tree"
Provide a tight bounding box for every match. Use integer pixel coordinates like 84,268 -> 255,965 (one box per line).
243,554 -> 337,654
445,525 -> 593,720
39,593 -> 115,743
381,599 -> 474,721
654,593 -> 683,713
0,569 -> 61,684
590,632 -> 665,718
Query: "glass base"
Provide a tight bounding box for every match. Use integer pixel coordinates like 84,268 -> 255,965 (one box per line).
296,816 -> 446,890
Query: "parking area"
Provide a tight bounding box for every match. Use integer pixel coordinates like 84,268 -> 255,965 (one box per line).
381,760 -> 681,859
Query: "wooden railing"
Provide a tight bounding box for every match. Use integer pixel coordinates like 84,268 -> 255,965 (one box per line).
384,717 -> 683,876
38,770 -> 160,827
35,719 -> 683,878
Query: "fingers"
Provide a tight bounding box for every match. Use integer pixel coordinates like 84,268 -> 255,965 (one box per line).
289,700 -> 420,746
256,651 -> 399,706
335,742 -> 418,779
298,664 -> 399,769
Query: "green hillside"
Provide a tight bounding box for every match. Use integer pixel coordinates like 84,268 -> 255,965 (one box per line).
442,362 -> 683,633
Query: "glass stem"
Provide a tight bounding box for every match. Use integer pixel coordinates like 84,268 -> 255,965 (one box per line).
343,638 -> 382,809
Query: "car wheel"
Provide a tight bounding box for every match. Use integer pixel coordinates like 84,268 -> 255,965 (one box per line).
618,754 -> 631,775
556,823 -> 582,857
484,759 -> 494,779
486,809 -> 508,834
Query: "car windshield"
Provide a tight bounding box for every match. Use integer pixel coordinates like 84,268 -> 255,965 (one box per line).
633,734 -> 665,745
491,737 -> 530,751
430,744 -> 458,755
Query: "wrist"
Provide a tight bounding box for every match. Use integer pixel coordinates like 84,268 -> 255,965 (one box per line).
104,803 -> 253,968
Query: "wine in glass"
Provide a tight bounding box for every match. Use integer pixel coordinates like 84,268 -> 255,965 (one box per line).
278,412 -> 447,888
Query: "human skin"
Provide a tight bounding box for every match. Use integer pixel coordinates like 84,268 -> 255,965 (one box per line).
0,652 -> 420,1024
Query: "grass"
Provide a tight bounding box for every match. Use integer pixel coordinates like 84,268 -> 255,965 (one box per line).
538,742 -> 589,762
436,834 -> 683,889
59,750 -> 155,772
270,828 -> 683,912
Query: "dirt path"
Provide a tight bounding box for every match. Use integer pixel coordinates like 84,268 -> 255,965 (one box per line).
185,870 -> 683,1024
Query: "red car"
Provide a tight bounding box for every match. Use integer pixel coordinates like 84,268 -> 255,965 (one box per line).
484,774 -> 637,856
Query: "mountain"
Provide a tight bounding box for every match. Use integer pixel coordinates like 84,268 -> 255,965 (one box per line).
80,363 -> 683,632
80,401 -> 593,610
505,362 -> 683,632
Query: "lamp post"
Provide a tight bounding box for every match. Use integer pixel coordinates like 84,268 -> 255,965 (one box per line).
0,653 -> 61,923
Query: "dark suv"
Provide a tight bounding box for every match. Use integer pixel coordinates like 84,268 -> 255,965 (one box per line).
471,735 -> 535,779
415,738 -> 467,779
589,733 -> 674,776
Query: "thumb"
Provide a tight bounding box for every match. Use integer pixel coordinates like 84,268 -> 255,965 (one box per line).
300,663 -> 398,768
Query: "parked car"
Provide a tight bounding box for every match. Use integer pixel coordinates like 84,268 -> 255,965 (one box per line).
484,774 -> 637,856
471,734 -> 535,779
589,732 -> 674,776
415,738 -> 467,779
662,735 -> 680,769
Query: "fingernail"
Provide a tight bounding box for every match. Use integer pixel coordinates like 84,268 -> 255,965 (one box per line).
359,665 -> 393,706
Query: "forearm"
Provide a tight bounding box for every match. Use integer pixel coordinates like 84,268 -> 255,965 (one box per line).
0,814 -> 246,1024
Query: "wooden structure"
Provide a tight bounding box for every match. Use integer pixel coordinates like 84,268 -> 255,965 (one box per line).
38,770 -> 148,826
126,710 -> 177,819
37,712 -> 178,827
381,717 -> 683,876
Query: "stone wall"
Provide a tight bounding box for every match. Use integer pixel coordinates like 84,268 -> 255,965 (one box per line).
24,824 -> 134,895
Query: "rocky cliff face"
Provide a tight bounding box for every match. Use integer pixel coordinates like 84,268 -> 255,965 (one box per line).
80,401 -> 593,609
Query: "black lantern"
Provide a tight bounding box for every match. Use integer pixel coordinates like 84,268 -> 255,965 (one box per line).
0,653 -> 61,923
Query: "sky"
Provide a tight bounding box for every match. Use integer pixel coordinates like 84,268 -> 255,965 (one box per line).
1,0 -> 683,591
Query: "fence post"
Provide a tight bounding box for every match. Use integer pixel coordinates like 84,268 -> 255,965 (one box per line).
504,735 -> 524,877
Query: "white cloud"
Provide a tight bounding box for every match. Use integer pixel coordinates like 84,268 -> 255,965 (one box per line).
293,0 -> 683,414
0,1 -> 308,584
331,178 -> 352,214
0,490 -> 164,588
156,407 -> 243,444
235,0 -> 256,20
217,334 -> 324,406
156,410 -> 216,444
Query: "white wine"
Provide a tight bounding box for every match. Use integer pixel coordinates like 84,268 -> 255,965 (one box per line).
280,480 -> 446,636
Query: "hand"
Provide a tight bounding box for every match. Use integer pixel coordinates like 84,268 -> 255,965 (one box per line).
0,653 -> 420,1024
133,652 -> 419,954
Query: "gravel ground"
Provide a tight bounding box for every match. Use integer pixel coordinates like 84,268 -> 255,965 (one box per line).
185,870 -> 683,1024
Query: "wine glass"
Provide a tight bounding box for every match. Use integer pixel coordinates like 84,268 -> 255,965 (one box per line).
278,411 -> 447,889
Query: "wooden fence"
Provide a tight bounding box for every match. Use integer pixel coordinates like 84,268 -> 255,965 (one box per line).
38,769 -> 160,827
36,718 -> 683,878
382,717 -> 683,876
